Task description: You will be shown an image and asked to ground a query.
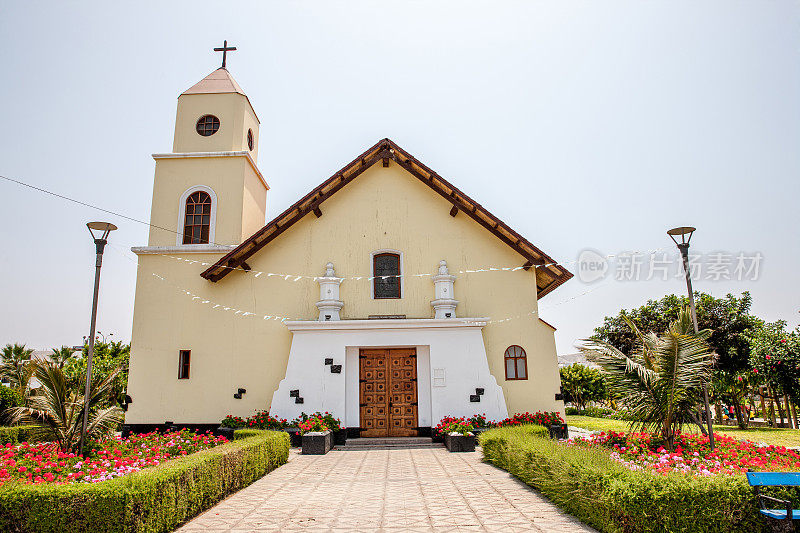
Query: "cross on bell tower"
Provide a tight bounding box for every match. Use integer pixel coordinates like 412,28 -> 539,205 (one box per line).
213,40 -> 237,69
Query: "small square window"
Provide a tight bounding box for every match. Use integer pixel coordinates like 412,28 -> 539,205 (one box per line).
178,350 -> 191,379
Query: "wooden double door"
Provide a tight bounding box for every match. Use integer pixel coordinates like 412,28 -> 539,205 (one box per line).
359,348 -> 418,437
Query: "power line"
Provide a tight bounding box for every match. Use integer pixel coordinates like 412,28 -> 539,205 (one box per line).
0,173 -> 192,243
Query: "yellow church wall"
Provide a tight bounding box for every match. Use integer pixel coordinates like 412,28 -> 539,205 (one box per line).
148,157 -> 265,247
126,162 -> 565,425
241,164 -> 268,240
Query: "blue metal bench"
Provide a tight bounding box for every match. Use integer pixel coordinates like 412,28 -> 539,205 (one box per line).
746,471 -> 800,525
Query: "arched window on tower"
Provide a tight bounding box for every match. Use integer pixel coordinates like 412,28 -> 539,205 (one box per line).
504,345 -> 528,380
182,191 -> 212,244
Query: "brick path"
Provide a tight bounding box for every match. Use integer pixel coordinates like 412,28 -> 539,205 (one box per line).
177,448 -> 595,532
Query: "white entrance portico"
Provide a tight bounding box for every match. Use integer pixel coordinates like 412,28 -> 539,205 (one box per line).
269,318 -> 508,433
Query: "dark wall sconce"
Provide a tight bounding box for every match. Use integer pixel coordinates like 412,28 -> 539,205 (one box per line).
295,397 -> 304,404
469,394 -> 481,403
238,388 -> 246,394
331,364 -> 342,374
324,358 -> 333,365
475,388 -> 484,396
290,389 -> 299,398
233,393 -> 242,399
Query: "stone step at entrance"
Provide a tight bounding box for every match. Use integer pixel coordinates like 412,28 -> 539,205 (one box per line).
335,436 -> 443,451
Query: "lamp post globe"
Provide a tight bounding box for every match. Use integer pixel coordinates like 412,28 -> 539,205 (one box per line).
79,222 -> 117,456
667,225 -> 714,450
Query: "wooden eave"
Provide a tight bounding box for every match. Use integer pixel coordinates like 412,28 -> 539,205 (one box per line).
200,138 -> 573,298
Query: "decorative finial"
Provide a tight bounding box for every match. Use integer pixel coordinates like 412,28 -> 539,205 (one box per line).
213,40 -> 237,69
325,262 -> 335,277
438,260 -> 449,275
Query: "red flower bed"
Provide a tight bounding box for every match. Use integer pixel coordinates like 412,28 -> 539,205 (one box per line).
573,430 -> 800,476
496,411 -> 563,428
222,410 -> 289,430
432,411 -> 563,439
0,429 -> 228,485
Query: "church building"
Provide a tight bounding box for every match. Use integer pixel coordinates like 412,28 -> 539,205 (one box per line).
125,57 -> 572,437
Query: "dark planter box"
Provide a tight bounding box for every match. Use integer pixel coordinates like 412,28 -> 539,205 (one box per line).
445,433 -> 476,452
284,427 -> 302,447
471,427 -> 489,446
333,428 -> 347,446
548,423 -> 569,440
302,430 -> 333,455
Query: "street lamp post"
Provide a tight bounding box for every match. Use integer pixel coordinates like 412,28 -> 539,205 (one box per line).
79,222 -> 117,456
668,226 -> 714,451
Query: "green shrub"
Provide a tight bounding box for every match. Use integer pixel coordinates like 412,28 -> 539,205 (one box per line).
233,428 -> 268,440
479,426 -> 771,533
0,430 -> 290,533
0,426 -> 38,445
0,427 -> 20,445
0,387 -> 22,422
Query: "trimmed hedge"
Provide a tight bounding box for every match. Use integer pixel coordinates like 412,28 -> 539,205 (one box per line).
479,426 -> 778,533
0,429 -> 290,533
0,426 -> 38,445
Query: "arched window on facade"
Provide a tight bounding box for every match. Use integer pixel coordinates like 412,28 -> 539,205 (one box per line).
182,191 -> 212,244
504,345 -> 528,380
373,252 -> 401,299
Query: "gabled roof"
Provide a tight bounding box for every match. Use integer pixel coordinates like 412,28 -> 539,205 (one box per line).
182,68 -> 246,96
201,138 -> 573,298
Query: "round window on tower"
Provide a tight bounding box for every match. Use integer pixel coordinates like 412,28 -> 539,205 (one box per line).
196,115 -> 220,136
247,129 -> 254,151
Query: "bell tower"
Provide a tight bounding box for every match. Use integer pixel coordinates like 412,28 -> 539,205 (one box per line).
147,45 -> 268,247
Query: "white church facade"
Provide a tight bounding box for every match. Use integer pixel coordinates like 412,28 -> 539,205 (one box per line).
124,63 -> 572,436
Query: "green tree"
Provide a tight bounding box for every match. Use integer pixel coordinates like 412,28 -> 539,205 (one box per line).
50,346 -> 77,369
0,343 -> 36,398
64,339 -> 130,409
593,292 -> 764,428
7,360 -> 123,454
0,386 -> 23,423
712,370 -> 754,429
580,307 -> 713,451
749,321 -> 800,425
559,363 -> 607,410
593,292 -> 761,374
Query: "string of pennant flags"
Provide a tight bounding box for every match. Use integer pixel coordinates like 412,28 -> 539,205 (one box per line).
109,243 -> 614,327
135,247 -> 669,283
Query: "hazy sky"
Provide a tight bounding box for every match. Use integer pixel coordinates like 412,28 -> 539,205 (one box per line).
0,1 -> 798,355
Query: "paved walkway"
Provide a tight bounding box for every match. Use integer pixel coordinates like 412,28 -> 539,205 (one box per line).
178,448 -> 595,532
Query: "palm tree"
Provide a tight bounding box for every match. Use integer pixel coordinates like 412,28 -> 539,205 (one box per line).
49,346 -> 77,369
6,360 -> 124,454
579,306 -> 713,450
0,343 -> 35,398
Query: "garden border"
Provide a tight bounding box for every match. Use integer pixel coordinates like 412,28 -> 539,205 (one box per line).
479,425 -> 776,533
0,429 -> 289,533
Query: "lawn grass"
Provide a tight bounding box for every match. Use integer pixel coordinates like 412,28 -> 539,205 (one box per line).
567,415 -> 800,448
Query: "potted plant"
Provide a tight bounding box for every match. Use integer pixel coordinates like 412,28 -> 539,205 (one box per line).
318,412 -> 347,446
468,413 -> 495,439
432,416 -> 462,443
443,421 -> 476,452
300,415 -> 332,455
